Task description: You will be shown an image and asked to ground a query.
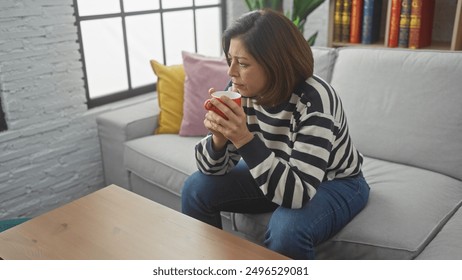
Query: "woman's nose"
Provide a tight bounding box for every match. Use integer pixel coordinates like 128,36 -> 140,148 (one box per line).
227,62 -> 238,77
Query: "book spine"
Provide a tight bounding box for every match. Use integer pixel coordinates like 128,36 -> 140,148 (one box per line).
362,0 -> 382,44
408,0 -> 435,49
341,0 -> 352,42
398,0 -> 412,48
350,0 -> 363,43
420,0 -> 435,47
334,0 -> 345,42
371,0 -> 383,42
408,0 -> 422,49
388,0 -> 402,47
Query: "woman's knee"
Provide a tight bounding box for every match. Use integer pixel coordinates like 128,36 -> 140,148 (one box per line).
181,172 -> 209,207
182,171 -> 208,196
264,208 -> 316,259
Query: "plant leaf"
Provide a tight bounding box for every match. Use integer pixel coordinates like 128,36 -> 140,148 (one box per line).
292,0 -> 325,21
307,31 -> 319,46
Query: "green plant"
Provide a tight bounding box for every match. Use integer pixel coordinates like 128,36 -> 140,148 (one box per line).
244,0 -> 283,11
290,0 -> 325,45
244,0 -> 325,45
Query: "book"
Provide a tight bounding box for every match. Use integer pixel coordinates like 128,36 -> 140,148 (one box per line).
388,0 -> 402,47
408,0 -> 435,49
350,0 -> 363,43
361,0 -> 383,44
334,0 -> 345,42
341,0 -> 352,42
398,0 -> 412,48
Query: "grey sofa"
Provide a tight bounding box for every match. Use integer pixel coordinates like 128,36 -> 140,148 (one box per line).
96,47 -> 462,259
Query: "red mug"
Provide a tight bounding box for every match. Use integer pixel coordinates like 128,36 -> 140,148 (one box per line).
203,91 -> 241,120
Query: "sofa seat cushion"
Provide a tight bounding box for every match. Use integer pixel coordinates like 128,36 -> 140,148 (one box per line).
416,205 -> 462,259
233,156 -> 462,259
124,135 -> 201,197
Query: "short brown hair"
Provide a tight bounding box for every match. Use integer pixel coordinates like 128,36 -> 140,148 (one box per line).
222,9 -> 314,106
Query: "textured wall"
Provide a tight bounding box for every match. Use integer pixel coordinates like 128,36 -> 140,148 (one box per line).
0,0 -> 105,219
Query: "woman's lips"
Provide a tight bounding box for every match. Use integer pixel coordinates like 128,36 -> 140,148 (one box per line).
232,83 -> 244,90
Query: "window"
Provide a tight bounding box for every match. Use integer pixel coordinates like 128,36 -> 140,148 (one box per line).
73,0 -> 226,108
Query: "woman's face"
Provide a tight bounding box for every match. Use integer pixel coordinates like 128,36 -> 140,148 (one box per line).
227,38 -> 267,98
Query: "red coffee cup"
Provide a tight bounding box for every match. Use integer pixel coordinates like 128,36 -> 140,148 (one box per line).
203,91 -> 241,120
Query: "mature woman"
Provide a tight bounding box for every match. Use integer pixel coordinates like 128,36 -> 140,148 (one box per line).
181,9 -> 370,259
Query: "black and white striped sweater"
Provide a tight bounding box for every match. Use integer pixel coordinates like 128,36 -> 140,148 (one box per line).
195,75 -> 363,209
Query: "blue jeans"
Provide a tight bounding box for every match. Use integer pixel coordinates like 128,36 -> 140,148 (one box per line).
181,160 -> 370,259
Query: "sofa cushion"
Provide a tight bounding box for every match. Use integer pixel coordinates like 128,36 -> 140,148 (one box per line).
233,156 -> 462,259
330,48 -> 462,180
416,205 -> 462,259
180,51 -> 229,137
318,157 -> 462,259
150,60 -> 185,134
311,46 -> 337,82
124,134 -> 200,197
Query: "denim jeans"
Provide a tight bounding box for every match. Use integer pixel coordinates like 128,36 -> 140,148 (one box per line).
181,160 -> 370,259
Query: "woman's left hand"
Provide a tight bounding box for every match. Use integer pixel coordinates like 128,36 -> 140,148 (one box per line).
204,96 -> 254,149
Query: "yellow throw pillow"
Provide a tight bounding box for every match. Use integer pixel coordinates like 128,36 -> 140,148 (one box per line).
150,60 -> 185,134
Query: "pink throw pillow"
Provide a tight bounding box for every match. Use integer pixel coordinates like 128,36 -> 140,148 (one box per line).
180,51 -> 229,136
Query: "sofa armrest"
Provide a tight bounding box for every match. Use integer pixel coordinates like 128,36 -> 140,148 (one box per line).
96,99 -> 159,188
97,99 -> 159,142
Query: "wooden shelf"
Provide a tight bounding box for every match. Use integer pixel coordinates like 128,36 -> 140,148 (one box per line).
328,0 -> 462,51
452,0 -> 462,50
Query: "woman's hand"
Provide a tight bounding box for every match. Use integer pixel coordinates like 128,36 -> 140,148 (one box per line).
204,88 -> 227,151
204,88 -> 254,150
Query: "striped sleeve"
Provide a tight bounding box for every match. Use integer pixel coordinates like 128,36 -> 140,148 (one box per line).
195,134 -> 241,175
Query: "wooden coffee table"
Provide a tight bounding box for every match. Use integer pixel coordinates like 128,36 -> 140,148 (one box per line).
0,185 -> 288,260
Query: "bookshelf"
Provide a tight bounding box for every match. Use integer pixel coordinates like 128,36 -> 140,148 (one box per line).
327,0 -> 462,51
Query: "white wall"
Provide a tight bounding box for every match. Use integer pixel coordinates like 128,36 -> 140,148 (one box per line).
0,0 -> 105,219
303,2 -> 329,47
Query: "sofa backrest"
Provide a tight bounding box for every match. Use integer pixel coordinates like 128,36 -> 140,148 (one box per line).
330,47 -> 462,180
311,47 -> 337,83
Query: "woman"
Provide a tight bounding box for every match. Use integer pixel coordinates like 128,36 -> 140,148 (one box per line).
181,9 -> 370,259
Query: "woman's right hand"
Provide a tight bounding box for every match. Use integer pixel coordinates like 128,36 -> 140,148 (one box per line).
204,88 -> 228,151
